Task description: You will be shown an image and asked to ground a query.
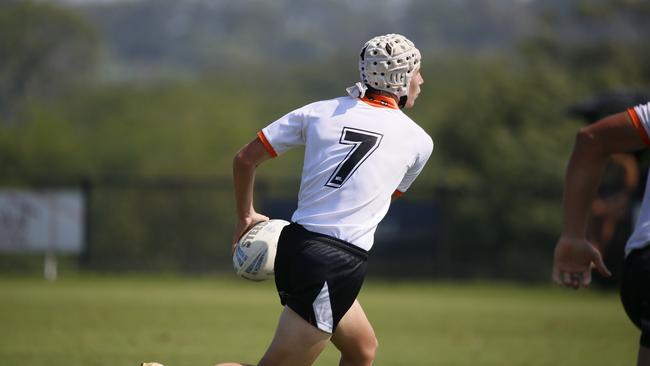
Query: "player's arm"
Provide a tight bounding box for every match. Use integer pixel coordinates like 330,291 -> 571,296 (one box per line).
553,111 -> 646,288
232,137 -> 273,250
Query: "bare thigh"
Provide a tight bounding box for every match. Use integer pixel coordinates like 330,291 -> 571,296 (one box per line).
331,300 -> 378,366
257,306 -> 331,366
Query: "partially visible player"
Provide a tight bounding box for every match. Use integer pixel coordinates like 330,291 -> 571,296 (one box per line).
218,33 -> 433,366
552,103 -> 650,366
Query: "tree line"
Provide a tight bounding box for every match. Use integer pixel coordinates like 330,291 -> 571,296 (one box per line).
1,1 -> 649,281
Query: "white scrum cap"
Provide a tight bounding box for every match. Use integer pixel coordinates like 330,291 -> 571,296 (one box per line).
349,34 -> 421,105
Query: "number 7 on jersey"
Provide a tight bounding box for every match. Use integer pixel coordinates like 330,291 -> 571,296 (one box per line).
325,127 -> 383,189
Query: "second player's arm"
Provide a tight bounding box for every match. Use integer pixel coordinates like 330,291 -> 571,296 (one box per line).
554,111 -> 645,288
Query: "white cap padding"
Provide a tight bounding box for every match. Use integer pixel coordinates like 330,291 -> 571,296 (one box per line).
358,34 -> 421,99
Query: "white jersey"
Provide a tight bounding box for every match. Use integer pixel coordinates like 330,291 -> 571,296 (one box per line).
259,95 -> 433,251
624,102 -> 650,256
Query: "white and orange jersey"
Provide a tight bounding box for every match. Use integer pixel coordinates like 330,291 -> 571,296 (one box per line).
258,94 -> 433,251
625,102 -> 650,256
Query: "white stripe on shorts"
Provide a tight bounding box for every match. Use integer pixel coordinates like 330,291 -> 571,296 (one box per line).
313,282 -> 333,333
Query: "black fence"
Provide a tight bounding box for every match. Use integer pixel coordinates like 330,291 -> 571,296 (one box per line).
77,178 -> 444,278
2,177 -> 630,284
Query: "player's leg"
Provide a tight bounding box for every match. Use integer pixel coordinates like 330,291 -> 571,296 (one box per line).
330,300 -> 378,366
259,305 -> 331,366
638,345 -> 650,366
215,306 -> 330,366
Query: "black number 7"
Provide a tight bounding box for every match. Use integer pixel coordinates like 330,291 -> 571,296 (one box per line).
325,127 -> 383,189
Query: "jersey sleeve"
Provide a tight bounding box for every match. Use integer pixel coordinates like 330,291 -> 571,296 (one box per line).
628,103 -> 650,147
396,133 -> 434,194
259,106 -> 308,156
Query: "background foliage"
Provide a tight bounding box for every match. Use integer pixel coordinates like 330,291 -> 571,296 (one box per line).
2,0 -> 650,282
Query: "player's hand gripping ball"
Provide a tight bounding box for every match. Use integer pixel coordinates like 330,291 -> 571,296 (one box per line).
233,219 -> 290,281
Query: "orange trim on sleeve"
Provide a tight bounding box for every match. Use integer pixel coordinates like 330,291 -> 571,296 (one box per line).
392,190 -> 404,199
257,131 -> 278,157
627,108 -> 650,147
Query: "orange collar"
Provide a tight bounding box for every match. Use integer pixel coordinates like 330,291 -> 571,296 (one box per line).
360,93 -> 399,110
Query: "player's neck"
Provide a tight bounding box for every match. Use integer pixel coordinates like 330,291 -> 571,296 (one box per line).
362,90 -> 399,109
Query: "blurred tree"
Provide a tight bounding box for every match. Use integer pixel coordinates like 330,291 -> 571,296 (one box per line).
408,57 -> 581,280
3,0 -> 650,279
0,1 -> 101,122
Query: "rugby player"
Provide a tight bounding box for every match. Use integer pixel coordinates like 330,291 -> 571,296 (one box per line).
553,102 -> 650,366
221,33 -> 433,366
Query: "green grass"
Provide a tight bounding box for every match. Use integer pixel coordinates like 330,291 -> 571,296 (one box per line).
0,275 -> 638,366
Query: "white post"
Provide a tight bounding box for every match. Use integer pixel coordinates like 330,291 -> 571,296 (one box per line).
44,251 -> 58,282
45,193 -> 58,282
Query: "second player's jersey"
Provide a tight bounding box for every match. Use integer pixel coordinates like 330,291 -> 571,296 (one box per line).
625,102 -> 650,256
259,95 -> 433,251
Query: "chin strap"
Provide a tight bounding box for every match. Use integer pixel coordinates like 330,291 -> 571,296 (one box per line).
346,82 -> 368,98
398,95 -> 408,109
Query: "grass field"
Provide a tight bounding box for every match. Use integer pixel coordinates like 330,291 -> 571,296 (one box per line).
0,274 -> 638,366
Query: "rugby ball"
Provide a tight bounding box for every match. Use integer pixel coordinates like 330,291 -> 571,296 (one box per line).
233,219 -> 290,281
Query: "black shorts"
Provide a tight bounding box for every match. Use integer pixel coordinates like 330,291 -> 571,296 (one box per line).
620,245 -> 650,348
274,222 -> 368,334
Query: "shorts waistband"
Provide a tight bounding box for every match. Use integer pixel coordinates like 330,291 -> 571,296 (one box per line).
288,222 -> 369,260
